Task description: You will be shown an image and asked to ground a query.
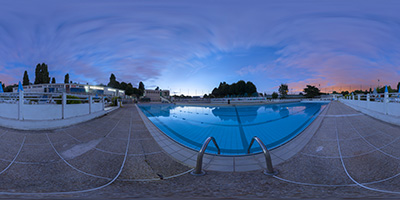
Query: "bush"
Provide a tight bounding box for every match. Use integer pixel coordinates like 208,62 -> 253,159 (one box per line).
55,95 -> 82,104
111,96 -> 121,106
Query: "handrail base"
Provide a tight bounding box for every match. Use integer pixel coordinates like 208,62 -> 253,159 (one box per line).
190,170 -> 206,176
263,169 -> 279,176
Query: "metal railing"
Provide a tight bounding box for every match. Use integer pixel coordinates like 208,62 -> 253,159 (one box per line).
248,136 -> 278,175
190,137 -> 220,176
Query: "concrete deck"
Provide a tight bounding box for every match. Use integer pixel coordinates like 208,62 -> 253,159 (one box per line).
0,102 -> 400,199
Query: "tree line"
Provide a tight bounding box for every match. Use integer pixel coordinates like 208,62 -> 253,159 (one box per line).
107,73 -> 144,97
210,80 -> 257,98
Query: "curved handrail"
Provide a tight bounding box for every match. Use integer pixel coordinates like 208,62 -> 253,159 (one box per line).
191,137 -> 220,176
248,136 -> 278,175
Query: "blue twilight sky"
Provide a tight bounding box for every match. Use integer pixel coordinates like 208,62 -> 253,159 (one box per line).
1,0 -> 400,95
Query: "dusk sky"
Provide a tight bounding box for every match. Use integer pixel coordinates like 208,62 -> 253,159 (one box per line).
1,0 -> 400,95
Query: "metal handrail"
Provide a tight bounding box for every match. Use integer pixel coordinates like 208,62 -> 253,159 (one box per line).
248,136 -> 278,175
190,137 -> 220,176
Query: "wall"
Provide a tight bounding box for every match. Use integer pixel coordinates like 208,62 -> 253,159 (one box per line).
23,104 -> 62,120
0,103 -> 19,119
0,102 -> 105,120
340,99 -> 400,126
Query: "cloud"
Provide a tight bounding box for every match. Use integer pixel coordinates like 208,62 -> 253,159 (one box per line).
0,0 -> 399,94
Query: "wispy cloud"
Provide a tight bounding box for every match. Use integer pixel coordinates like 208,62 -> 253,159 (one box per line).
0,0 -> 399,94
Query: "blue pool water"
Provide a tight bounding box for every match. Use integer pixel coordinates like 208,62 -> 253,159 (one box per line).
139,102 -> 327,155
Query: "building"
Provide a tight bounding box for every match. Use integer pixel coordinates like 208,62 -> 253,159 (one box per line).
13,83 -> 125,97
144,89 -> 170,102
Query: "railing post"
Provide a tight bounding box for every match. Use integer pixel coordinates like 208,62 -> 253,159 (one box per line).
191,137 -> 221,176
384,91 -> 389,114
248,136 -> 278,176
367,94 -> 370,109
102,96 -> 105,110
89,95 -> 92,114
62,92 -> 66,119
18,91 -> 23,120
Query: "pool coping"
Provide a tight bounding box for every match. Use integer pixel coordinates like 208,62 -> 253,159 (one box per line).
136,102 -> 330,172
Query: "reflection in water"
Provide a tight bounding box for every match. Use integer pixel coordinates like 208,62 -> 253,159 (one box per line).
211,106 -> 259,123
271,105 -> 279,112
211,107 -> 237,122
140,104 -> 172,117
279,107 -> 289,117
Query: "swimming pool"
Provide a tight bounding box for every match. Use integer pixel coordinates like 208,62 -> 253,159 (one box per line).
139,102 -> 327,155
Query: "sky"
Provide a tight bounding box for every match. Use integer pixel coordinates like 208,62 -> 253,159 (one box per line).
1,0 -> 400,95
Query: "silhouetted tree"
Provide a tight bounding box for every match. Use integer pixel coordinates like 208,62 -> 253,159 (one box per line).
303,85 -> 320,98
272,92 -> 278,99
278,84 -> 288,98
4,84 -> 18,92
138,81 -> 145,96
211,80 -> 258,98
34,63 -> 50,84
245,81 -> 257,96
124,83 -> 135,96
64,73 -> 69,83
51,77 -> 56,83
107,73 -> 120,89
23,71 -> 30,85
397,82 -> 400,92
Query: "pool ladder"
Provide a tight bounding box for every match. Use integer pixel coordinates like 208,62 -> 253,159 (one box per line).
191,136 -> 278,176
190,137 -> 220,176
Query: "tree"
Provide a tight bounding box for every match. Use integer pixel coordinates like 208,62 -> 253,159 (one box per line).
51,77 -> 56,83
155,86 -> 159,90
107,73 -> 120,89
3,84 -> 18,92
303,85 -> 320,98
34,63 -> 50,84
139,81 -> 145,95
120,82 -> 127,89
245,81 -> 257,96
272,92 -> 278,99
397,82 -> 400,92
64,73 -> 69,83
125,83 -> 135,96
23,71 -> 30,85
278,84 -> 288,98
211,81 -> 258,98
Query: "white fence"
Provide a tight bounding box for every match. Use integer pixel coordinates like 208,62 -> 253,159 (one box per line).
0,92 -> 105,120
340,92 -> 400,116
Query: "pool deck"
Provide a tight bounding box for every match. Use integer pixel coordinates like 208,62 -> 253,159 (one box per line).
1,101 -> 400,198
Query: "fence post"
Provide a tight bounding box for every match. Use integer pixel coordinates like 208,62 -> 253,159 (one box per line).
18,91 -> 23,120
89,95 -> 92,114
102,96 -> 105,111
384,91 -> 389,115
367,94 -> 370,109
62,92 -> 66,119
